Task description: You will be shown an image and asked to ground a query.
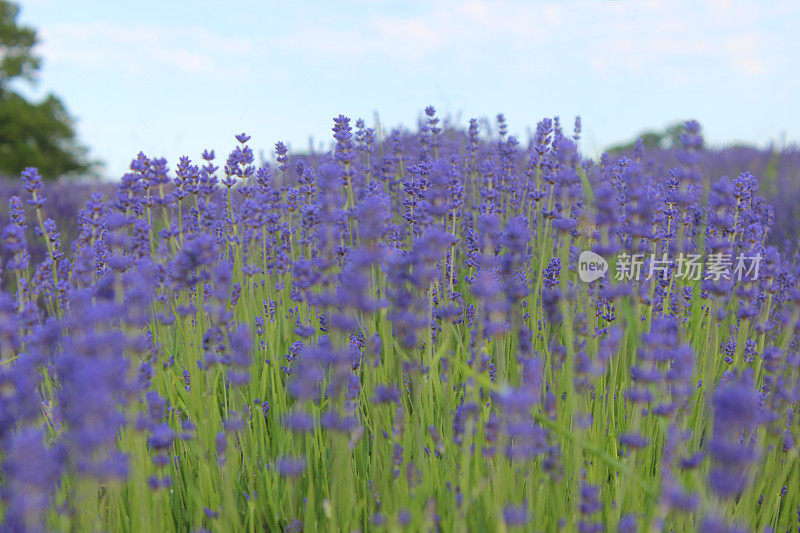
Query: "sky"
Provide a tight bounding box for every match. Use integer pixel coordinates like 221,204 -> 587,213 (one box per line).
13,0 -> 800,179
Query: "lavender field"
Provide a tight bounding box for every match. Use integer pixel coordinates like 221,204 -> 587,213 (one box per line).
1,111 -> 799,532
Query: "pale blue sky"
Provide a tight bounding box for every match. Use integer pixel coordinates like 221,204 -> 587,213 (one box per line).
14,0 -> 800,179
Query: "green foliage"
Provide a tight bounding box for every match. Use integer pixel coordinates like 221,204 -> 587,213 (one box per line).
0,91 -> 92,178
0,1 -> 94,179
607,122 -> 695,154
0,0 -> 39,87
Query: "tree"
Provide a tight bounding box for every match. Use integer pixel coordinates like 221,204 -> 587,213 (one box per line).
0,1 -> 94,179
605,130 -> 665,154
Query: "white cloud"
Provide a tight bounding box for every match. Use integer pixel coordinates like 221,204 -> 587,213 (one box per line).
725,35 -> 765,76
259,0 -> 792,82
38,22 -> 253,76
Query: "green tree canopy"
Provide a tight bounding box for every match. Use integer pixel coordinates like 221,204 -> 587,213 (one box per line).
0,0 -> 94,179
606,122 -> 693,154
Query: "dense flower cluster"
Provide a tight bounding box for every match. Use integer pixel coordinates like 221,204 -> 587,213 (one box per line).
0,110 -> 799,531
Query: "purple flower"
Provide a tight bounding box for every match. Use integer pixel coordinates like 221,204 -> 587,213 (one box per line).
503,503 -> 530,527
708,372 -> 765,498
283,411 -> 315,433
275,457 -> 306,478
374,384 -> 400,404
